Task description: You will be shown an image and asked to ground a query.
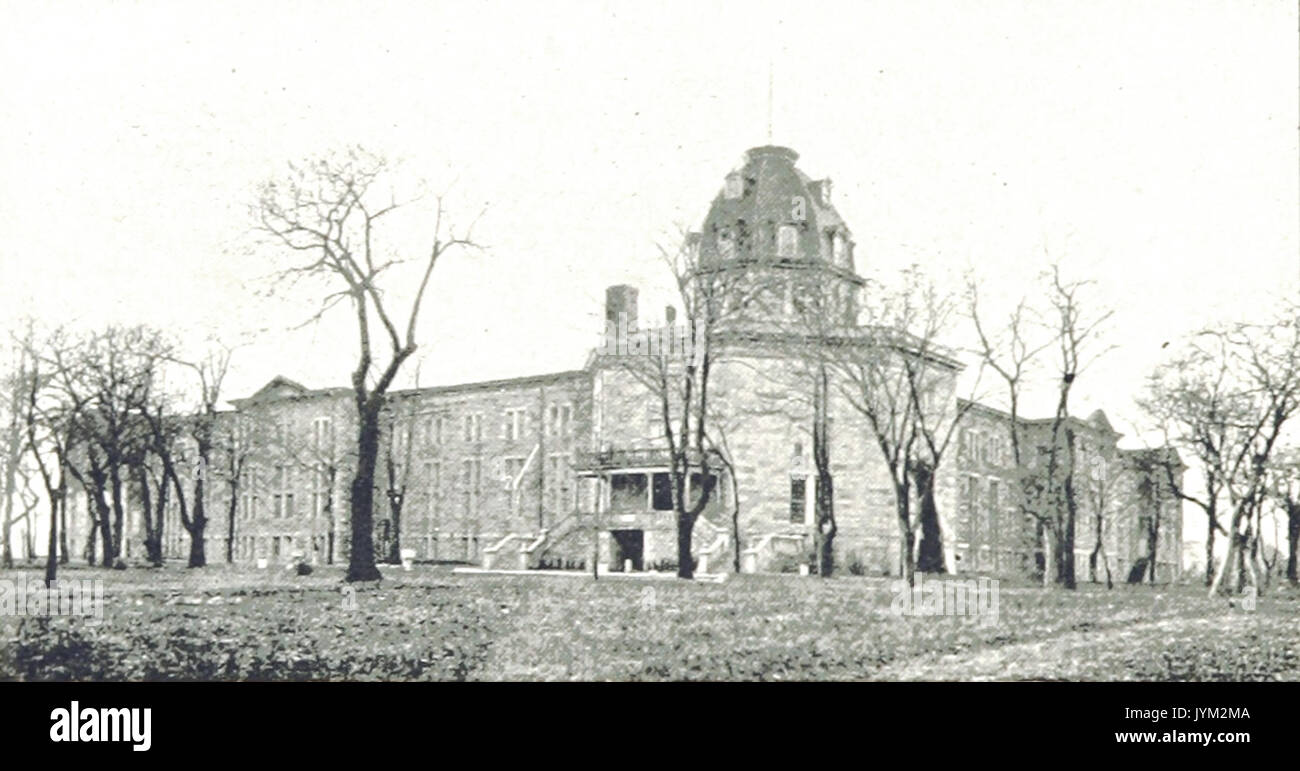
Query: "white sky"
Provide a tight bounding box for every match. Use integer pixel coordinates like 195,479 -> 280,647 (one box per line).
2,0 -> 1297,552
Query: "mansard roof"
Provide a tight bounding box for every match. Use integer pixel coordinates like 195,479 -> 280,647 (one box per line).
698,145 -> 856,271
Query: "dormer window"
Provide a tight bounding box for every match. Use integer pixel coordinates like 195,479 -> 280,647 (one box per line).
820,178 -> 833,204
832,233 -> 847,266
777,225 -> 799,258
717,228 -> 735,260
724,173 -> 742,199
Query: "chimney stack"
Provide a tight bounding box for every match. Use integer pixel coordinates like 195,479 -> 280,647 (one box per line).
605,284 -> 638,331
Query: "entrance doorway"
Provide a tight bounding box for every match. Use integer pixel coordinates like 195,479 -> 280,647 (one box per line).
611,529 -> 644,572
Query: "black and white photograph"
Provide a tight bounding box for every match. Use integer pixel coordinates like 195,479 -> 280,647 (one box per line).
0,0 -> 1296,755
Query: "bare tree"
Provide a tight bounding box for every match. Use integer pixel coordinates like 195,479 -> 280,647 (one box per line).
1203,302 -> 1300,597
1270,450 -> 1300,585
1039,265 -> 1114,589
17,325 -> 77,586
828,269 -> 969,584
1,338 -> 31,569
1083,447 -> 1121,588
967,265 -> 1112,589
255,147 -> 482,582
48,326 -> 165,567
605,233 -> 758,579
161,343 -> 237,568
968,281 -> 1052,581
253,145 -> 483,577
1138,341 -> 1237,586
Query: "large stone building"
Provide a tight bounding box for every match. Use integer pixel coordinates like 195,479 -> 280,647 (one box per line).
75,145 -> 1182,582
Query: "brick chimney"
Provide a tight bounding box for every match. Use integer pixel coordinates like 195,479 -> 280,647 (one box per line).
605,284 -> 638,331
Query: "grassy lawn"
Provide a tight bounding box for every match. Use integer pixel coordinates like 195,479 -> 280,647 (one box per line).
2,563 -> 1298,681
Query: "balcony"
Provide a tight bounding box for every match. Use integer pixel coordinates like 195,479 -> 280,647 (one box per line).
574,446 -> 725,472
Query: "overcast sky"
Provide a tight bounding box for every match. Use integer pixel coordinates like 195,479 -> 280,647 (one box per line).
2,0 -> 1296,476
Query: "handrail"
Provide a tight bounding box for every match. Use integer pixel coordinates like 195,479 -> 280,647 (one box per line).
482,533 -> 521,569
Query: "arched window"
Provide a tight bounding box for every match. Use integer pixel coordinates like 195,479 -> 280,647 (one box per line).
777,224 -> 799,258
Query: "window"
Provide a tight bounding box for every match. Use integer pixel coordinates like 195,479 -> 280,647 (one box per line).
789,478 -> 806,523
461,458 -> 482,517
777,225 -> 799,258
504,456 -> 526,487
548,454 -> 574,512
610,473 -> 647,509
273,465 -> 286,518
430,415 -> 444,447
312,417 -> 333,455
549,404 -> 572,437
504,408 -> 527,441
310,465 -> 327,519
717,228 -> 735,260
832,233 -> 847,266
426,461 -> 441,520
724,173 -> 742,199
239,468 -> 254,521
652,472 -> 673,511
463,413 -> 482,443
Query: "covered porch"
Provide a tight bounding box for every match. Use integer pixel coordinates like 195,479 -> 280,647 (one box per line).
574,447 -> 730,573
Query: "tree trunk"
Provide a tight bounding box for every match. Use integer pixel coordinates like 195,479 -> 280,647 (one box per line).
44,492 -> 58,588
1058,473 -> 1078,589
1286,504 -> 1298,584
226,477 -> 238,563
815,472 -> 836,577
188,516 -> 206,568
58,491 -> 69,565
1205,522 -> 1216,587
895,483 -> 915,587
84,496 -> 98,566
188,470 -> 207,568
676,509 -> 696,579
729,470 -> 742,574
347,403 -> 384,582
109,464 -> 125,565
1147,521 -> 1159,585
914,464 -> 945,574
386,496 -> 404,565
138,467 -> 163,566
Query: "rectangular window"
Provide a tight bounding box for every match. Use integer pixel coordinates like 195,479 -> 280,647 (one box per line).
610,473 -> 648,510
789,478 -> 806,523
645,403 -> 661,438
273,465 -> 286,518
652,472 -> 673,511
504,408 -> 527,441
777,224 -> 799,258
549,404 -> 573,437
312,417 -> 333,455
311,465 -> 326,520
461,458 -> 481,517
425,460 -> 441,521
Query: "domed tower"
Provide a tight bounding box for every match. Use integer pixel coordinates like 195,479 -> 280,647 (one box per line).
694,146 -> 864,329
